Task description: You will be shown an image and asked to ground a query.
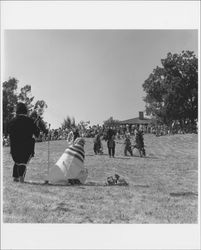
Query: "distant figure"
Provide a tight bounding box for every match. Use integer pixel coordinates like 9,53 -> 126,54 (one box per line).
93,133 -> 103,155
67,127 -> 80,146
134,128 -> 146,157
8,103 -> 40,183
124,134 -> 133,156
73,128 -> 80,141
107,128 -> 116,157
67,130 -> 74,145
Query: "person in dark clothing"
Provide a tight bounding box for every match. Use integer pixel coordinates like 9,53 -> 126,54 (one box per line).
8,103 -> 40,183
93,133 -> 103,155
107,128 -> 115,140
73,128 -> 80,142
107,135 -> 115,157
106,128 -> 116,157
134,129 -> 146,157
124,134 -> 133,156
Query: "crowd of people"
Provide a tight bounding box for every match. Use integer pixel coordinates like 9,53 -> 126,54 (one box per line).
4,102 -> 197,184
2,121 -> 142,146
3,118 -> 197,147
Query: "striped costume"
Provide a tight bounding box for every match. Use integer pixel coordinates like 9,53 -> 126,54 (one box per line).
48,138 -> 88,184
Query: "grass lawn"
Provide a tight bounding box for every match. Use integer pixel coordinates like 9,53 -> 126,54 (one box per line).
3,134 -> 198,223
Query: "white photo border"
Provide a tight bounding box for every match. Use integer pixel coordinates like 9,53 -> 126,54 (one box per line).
1,1 -> 200,250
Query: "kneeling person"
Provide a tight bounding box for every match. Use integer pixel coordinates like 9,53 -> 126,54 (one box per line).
48,137 -> 88,184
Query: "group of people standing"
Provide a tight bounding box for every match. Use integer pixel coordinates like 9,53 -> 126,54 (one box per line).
93,127 -> 145,158
93,127 -> 116,157
124,129 -> 146,157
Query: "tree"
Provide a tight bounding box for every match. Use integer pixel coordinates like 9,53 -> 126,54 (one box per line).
3,77 -> 48,136
61,116 -> 76,130
142,51 -> 198,130
77,120 -> 90,133
103,116 -> 120,128
33,100 -> 48,116
18,85 -> 34,111
3,78 -> 18,135
30,100 -> 48,134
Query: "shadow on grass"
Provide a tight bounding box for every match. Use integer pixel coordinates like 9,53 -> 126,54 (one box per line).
86,154 -> 161,160
115,155 -> 159,160
24,180 -> 129,187
170,192 -> 198,197
113,156 -> 132,160
133,184 -> 150,188
86,153 -> 108,156
144,155 -> 160,159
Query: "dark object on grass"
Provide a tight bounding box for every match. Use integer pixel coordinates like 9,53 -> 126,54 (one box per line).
106,174 -> 128,186
107,176 -> 116,185
68,179 -> 82,185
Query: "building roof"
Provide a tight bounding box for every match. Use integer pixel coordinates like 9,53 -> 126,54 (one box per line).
120,117 -> 151,125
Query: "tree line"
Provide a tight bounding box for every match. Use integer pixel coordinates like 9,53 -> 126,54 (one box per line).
3,77 -> 48,136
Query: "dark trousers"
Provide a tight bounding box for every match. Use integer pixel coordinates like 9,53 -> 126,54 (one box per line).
108,147 -> 115,157
124,146 -> 133,156
12,164 -> 26,178
94,142 -> 101,154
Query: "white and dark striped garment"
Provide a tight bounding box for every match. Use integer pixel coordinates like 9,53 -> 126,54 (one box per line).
65,142 -> 85,163
48,137 -> 87,184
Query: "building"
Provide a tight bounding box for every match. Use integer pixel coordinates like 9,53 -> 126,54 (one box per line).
119,112 -> 152,133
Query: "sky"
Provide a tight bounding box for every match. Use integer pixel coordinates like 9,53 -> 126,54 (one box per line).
3,30 -> 198,128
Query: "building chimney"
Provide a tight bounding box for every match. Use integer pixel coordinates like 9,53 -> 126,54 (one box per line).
139,111 -> 144,120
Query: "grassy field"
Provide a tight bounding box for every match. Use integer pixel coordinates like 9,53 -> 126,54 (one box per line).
3,133 -> 198,223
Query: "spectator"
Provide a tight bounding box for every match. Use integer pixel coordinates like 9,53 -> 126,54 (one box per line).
93,133 -> 103,155
107,128 -> 116,158
8,102 -> 40,183
124,134 -> 133,156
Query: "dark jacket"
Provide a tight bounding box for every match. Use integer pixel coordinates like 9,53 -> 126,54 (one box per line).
106,128 -> 116,140
135,131 -> 144,149
8,115 -> 40,163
